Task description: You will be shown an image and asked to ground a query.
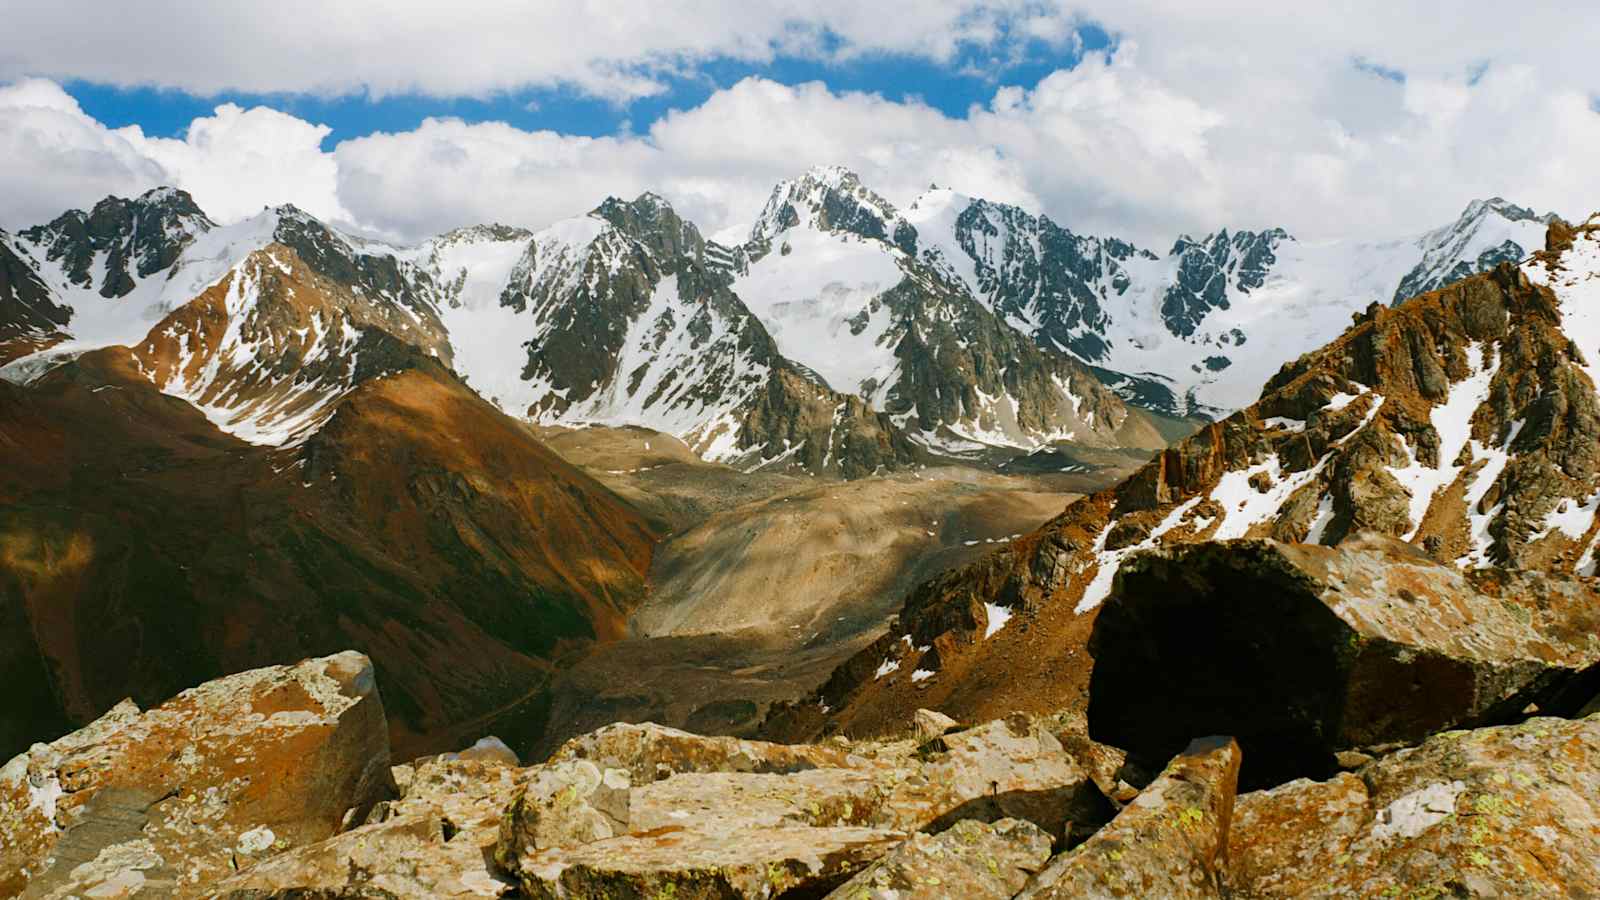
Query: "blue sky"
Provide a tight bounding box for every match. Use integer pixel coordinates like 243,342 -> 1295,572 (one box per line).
2,3 -> 1596,245
68,25 -> 1113,148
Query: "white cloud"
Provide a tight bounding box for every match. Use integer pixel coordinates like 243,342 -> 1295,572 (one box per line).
0,79 -> 166,227
121,104 -> 351,225
2,2 -> 1599,248
0,1 -> 1078,102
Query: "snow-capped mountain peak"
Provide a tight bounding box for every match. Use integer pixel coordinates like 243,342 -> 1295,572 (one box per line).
1391,196 -> 1560,305
747,166 -> 916,257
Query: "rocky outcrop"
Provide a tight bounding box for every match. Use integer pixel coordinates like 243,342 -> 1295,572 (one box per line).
824,817 -> 1054,900
4,656 -> 1105,898
19,187 -> 214,299
0,652 -> 392,898
499,717 -> 1105,896
1017,736 -> 1240,899
1227,715 -> 1600,896
14,647 -> 1600,897
768,218 -> 1600,747
0,232 -> 68,364
1087,537 -> 1600,787
1161,228 -> 1288,339
548,720 -> 856,783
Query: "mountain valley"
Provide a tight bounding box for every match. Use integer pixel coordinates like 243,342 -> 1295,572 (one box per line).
5,171 -> 1600,898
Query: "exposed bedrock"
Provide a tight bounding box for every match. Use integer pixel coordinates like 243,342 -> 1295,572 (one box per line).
1086,536 -> 1600,789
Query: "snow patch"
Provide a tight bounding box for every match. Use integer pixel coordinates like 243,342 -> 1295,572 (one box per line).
982,602 -> 1012,639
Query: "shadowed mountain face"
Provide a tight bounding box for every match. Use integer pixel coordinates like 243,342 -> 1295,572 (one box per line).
0,242 -> 658,762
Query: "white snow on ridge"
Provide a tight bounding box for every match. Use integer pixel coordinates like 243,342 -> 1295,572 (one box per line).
155,259 -> 367,448
731,223 -> 905,396
901,188 -> 1552,418
11,211 -> 279,364
1387,342 -> 1500,541
425,233 -> 536,413
526,275 -> 771,462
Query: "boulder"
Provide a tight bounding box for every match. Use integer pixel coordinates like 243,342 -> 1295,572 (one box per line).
1088,537 -> 1600,788
1225,773 -> 1371,897
823,817 -> 1053,899
513,825 -> 903,899
496,760 -> 632,856
913,708 -> 959,742
216,754 -> 541,898
456,736 -> 520,767
548,720 -> 853,783
1226,715 -> 1600,896
208,814 -> 514,898
1017,736 -> 1241,899
500,716 -> 1102,896
0,651 -> 393,898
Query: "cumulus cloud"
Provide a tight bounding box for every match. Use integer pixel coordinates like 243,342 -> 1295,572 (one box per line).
0,1 -> 1078,101
0,80 -> 357,232
2,1 -> 1599,247
122,104 -> 351,224
0,79 -> 166,227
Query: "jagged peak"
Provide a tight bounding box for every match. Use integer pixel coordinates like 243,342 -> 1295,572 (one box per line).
27,186 -> 212,237
748,165 -> 912,254
1170,226 -> 1292,257
433,222 -> 534,245
1458,196 -> 1559,226
133,185 -> 201,209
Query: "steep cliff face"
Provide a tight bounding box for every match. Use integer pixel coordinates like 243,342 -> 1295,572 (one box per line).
767,217 -> 1600,742
0,231 -> 69,364
721,168 -> 1162,453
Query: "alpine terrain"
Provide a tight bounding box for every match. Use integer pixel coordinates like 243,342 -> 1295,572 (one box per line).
5,178 -> 1600,898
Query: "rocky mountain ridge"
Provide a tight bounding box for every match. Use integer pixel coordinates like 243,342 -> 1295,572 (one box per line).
765,214 -> 1600,745
904,186 -> 1559,417
1,175 -> 1554,474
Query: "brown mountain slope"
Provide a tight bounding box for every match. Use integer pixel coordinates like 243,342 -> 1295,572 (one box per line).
0,290 -> 658,763
764,217 -> 1600,743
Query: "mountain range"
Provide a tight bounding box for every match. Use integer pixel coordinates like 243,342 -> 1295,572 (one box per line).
0,166 -> 1568,763
1,168 -> 1556,473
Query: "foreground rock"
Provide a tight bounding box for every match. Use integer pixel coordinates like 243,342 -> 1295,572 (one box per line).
0,651 -> 392,898
500,717 -> 1105,897
1228,715 -> 1600,896
1017,736 -> 1240,899
212,751 -> 533,898
824,817 -> 1053,899
1088,537 -> 1600,787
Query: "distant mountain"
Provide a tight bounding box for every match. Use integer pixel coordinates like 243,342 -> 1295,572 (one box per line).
413,191 -> 920,477
712,168 -> 1162,455
0,178 -> 1561,472
764,215 -> 1600,743
900,189 -> 1558,417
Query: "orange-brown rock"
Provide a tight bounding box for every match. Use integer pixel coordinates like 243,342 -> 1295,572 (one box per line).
0,651 -> 393,898
1227,715 -> 1600,896
1017,736 -> 1241,898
